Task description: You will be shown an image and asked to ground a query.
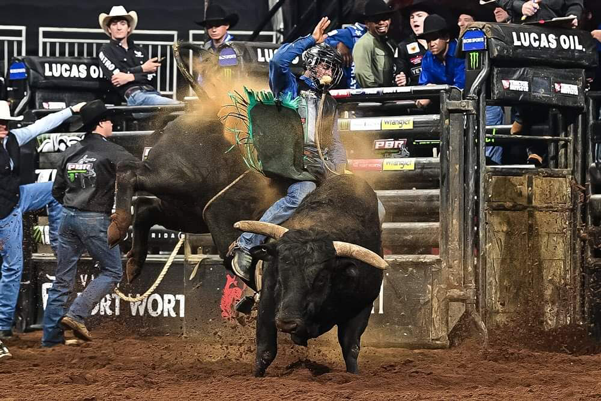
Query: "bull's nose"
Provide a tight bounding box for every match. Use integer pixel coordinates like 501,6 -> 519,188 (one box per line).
276,318 -> 300,333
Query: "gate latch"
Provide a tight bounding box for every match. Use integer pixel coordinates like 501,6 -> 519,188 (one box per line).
447,100 -> 477,114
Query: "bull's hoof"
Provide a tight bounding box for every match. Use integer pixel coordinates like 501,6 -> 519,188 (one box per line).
107,210 -> 132,248
126,258 -> 142,283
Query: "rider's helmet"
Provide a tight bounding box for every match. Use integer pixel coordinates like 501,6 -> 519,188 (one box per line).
302,43 -> 344,91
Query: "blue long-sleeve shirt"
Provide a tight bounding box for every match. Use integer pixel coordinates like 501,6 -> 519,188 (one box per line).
2,108 -> 73,169
269,35 -> 317,98
418,40 -> 465,89
269,35 -> 347,168
325,23 -> 367,89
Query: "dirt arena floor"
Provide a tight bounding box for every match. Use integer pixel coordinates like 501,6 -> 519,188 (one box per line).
2,321 -> 601,401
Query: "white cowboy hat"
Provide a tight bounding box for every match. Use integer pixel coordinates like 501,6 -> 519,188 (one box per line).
98,6 -> 138,37
0,101 -> 23,121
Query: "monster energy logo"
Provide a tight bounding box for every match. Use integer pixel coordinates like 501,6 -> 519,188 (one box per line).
68,170 -> 87,182
468,52 -> 481,70
223,68 -> 232,80
486,128 -> 496,143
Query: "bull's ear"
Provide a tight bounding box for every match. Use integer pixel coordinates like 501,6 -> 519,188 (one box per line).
250,243 -> 277,261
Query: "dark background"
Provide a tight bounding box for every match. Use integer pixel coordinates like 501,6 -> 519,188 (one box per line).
1,0 -> 601,54
0,0 -> 271,54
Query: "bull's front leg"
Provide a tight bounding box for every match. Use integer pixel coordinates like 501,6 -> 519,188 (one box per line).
255,272 -> 278,377
337,306 -> 372,374
126,196 -> 162,283
108,161 -> 141,248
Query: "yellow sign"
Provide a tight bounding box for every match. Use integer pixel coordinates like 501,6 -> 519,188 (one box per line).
381,118 -> 414,130
383,158 -> 416,171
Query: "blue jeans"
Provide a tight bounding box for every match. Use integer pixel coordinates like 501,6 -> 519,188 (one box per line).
0,182 -> 63,331
126,90 -> 180,107
127,89 -> 181,119
237,181 -> 317,251
485,105 -> 504,165
42,208 -> 122,347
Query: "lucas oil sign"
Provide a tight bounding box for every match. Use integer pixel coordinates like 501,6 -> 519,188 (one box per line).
511,31 -> 585,51
43,62 -> 105,79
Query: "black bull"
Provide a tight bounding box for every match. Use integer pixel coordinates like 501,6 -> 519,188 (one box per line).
107,112 -> 387,375
107,112 -> 290,283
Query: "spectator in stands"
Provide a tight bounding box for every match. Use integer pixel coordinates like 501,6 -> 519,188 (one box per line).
0,101 -> 85,340
325,20 -> 367,89
353,0 -> 397,88
42,100 -> 137,347
508,0 -> 583,28
493,4 -> 512,22
196,4 -> 238,51
0,340 -> 10,360
98,6 -> 180,107
457,12 -> 476,30
417,15 -> 464,91
395,0 -> 433,87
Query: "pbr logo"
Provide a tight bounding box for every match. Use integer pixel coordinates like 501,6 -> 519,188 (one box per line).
374,139 -> 407,151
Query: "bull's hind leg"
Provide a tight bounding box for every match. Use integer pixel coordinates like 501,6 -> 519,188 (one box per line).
254,271 -> 278,377
108,161 -> 142,248
337,306 -> 372,374
126,196 -> 163,283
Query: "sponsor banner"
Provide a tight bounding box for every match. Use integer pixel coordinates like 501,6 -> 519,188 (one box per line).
383,158 -> 416,171
381,117 -> 414,130
341,117 -> 414,131
348,159 -> 384,171
502,79 -> 529,92
36,133 -> 84,153
462,30 -> 487,52
349,119 -> 380,131
348,158 -> 416,171
553,83 -> 579,96
374,139 -> 408,151
9,61 -> 27,80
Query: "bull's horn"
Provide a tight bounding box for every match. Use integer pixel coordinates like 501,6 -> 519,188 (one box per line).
234,221 -> 289,239
333,241 -> 388,270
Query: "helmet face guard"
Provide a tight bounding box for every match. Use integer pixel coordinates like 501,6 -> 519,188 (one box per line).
302,43 -> 344,91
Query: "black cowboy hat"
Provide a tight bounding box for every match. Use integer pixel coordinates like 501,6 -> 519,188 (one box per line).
417,14 -> 449,38
453,1 -> 496,23
361,0 -> 395,21
196,4 -> 239,29
71,100 -> 116,132
400,0 -> 436,17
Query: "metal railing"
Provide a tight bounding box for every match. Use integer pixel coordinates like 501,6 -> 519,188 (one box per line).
0,25 -> 26,76
38,27 -> 178,98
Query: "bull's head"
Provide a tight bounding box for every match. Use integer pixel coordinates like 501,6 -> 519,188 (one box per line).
235,221 -> 387,341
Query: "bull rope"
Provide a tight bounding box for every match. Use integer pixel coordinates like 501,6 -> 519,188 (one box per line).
113,236 -> 185,303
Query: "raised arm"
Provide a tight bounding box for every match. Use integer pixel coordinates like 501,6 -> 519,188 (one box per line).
269,17 -> 331,97
11,103 -> 84,146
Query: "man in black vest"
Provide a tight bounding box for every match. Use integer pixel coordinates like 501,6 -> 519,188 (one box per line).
42,100 -> 137,347
0,100 -> 84,339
